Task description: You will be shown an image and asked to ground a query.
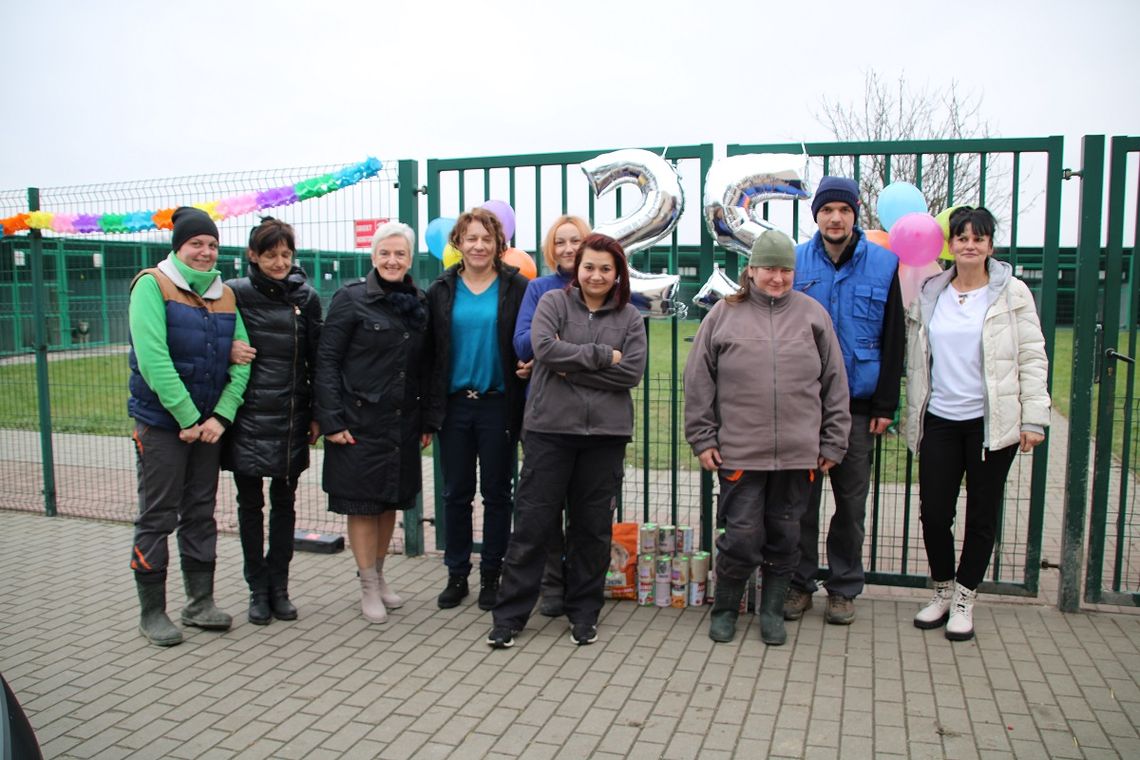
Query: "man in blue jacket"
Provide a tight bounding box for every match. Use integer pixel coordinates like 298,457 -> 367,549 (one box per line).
785,177 -> 904,625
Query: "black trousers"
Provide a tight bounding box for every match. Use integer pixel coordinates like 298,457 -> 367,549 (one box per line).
918,412 -> 1018,590
234,474 -> 297,593
493,432 -> 625,630
715,469 -> 812,582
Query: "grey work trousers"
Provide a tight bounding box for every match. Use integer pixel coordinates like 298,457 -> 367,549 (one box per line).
130,422 -> 222,576
715,469 -> 813,582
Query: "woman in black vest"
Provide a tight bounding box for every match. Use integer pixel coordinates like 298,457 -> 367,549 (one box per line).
223,217 -> 322,624
316,222 -> 437,624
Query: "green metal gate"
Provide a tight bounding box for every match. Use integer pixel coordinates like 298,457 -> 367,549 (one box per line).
1078,135 -> 1140,607
727,137 -> 1064,594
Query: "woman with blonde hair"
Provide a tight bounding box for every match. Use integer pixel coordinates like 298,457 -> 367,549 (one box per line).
511,214 -> 591,617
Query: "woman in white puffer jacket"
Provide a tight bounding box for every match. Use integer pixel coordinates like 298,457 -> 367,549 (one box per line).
904,206 -> 1050,642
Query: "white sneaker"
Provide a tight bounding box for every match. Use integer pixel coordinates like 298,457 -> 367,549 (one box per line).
913,579 -> 954,629
945,583 -> 977,641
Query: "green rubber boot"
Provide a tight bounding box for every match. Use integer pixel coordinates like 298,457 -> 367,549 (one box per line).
135,574 -> 183,647
759,574 -> 790,646
180,560 -> 232,631
708,577 -> 746,643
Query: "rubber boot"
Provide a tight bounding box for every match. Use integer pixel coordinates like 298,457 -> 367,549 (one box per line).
758,574 -> 790,646
180,560 -> 233,631
375,556 -> 404,609
708,577 -> 746,643
359,567 -> 388,623
135,574 -> 182,647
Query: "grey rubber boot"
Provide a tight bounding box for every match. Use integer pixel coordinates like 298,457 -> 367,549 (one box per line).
708,577 -> 746,643
759,574 -> 790,646
180,561 -> 233,631
135,574 -> 183,647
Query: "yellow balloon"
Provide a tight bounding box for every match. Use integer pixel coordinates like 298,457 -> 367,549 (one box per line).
936,205 -> 960,261
442,242 -> 462,269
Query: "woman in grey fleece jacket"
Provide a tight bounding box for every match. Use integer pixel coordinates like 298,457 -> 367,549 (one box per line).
487,234 -> 647,650
685,230 -> 851,647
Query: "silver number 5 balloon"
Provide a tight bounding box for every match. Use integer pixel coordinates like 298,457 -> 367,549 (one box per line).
696,154 -> 811,310
580,148 -> 687,317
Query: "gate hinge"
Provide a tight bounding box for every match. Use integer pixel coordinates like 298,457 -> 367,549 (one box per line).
1062,168 -> 1084,181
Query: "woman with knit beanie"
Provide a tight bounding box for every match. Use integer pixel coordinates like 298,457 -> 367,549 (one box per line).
128,206 -> 251,646
684,229 -> 851,647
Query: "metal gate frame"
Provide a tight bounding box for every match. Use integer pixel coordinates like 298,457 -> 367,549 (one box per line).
727,137 -> 1065,594
422,145 -> 716,555
1080,135 -> 1140,607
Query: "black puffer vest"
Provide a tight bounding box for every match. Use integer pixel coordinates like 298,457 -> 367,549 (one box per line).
222,264 -> 322,478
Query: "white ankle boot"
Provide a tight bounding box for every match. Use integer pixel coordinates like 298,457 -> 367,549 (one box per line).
359,567 -> 388,624
914,579 -> 954,629
375,556 -> 404,609
945,582 -> 977,641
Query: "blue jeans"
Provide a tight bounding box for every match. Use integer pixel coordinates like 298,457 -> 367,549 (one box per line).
436,395 -> 516,576
793,412 -> 875,598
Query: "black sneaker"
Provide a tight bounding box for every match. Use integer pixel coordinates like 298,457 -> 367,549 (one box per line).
486,626 -> 517,649
569,622 -> 598,646
437,574 -> 469,609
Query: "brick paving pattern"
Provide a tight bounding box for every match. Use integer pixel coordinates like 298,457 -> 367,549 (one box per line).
2,509 -> 1139,759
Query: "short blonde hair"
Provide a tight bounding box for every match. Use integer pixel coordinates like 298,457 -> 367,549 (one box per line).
541,215 -> 591,271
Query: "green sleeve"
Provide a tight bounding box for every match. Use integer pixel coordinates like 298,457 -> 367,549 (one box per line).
128,275 -> 200,429
212,307 -> 251,424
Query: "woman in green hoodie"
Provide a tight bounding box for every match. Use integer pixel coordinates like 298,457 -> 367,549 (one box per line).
127,206 -> 251,647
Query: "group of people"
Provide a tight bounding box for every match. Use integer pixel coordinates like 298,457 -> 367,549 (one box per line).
685,176 -> 1050,647
126,205 -> 644,649
126,173 -> 1049,652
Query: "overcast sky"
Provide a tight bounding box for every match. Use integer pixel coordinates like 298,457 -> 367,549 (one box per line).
2,0 -> 1136,190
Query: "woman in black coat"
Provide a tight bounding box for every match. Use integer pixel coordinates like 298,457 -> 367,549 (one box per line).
223,217 -> 322,625
316,222 -> 436,624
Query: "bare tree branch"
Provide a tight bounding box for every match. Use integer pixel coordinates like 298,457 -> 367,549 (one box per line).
814,70 -> 1010,231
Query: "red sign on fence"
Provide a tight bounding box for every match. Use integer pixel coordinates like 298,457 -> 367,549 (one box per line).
354,218 -> 389,248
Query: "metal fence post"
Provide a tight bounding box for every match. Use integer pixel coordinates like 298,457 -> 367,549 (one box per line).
1059,135 -> 1105,612
28,187 -> 58,516
396,159 -> 425,557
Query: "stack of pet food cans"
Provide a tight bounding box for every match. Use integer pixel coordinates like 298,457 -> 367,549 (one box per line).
636,523 -> 710,609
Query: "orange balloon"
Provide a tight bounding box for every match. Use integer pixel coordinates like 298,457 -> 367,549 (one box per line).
502,247 -> 537,280
865,229 -> 891,251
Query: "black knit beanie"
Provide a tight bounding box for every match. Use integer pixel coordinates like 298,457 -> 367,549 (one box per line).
810,177 -> 860,220
171,206 -> 219,252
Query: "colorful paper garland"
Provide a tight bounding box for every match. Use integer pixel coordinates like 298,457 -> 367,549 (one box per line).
0,157 -> 382,237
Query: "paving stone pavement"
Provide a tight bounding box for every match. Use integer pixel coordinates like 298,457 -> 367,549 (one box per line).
2,510 -> 1139,759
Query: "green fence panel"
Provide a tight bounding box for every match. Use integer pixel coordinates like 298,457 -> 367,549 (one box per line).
728,136 -> 1065,595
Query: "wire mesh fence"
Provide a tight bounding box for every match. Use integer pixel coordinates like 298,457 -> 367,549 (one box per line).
0,160 -> 413,550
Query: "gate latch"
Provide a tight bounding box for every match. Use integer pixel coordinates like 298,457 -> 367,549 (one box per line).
1104,348 -> 1135,379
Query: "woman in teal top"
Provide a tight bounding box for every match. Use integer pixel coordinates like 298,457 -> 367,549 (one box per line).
426,207 -> 530,612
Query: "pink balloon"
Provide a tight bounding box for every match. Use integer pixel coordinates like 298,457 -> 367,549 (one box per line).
898,261 -> 943,310
888,212 -> 944,267
480,199 -> 516,241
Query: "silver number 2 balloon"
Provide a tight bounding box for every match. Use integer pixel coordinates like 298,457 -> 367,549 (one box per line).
580,148 -> 687,317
